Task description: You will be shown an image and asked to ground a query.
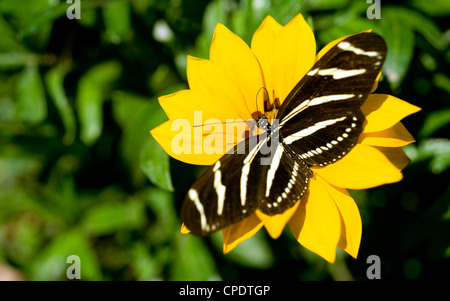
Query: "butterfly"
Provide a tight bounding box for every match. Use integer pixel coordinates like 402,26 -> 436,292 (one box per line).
181,32 -> 387,236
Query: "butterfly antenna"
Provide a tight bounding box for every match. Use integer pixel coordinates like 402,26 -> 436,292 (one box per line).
254,87 -> 270,119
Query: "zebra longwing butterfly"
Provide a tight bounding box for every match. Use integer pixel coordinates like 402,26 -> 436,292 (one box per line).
182,32 -> 387,236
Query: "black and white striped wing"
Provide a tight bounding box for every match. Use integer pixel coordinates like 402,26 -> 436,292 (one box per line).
256,139 -> 312,216
181,137 -> 260,236
181,135 -> 311,236
277,32 -> 386,167
182,32 -> 387,236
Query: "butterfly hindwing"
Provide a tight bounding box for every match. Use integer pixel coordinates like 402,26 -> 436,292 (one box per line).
182,134 -> 311,235
282,109 -> 365,167
181,137 -> 259,236
256,139 -> 312,216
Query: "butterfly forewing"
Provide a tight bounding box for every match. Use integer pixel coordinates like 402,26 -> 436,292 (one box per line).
182,32 -> 387,236
278,32 -> 386,167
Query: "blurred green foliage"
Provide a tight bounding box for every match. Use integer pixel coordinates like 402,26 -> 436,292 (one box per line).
0,0 -> 448,280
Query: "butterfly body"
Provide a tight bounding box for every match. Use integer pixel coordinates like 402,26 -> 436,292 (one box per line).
182,32 -> 387,236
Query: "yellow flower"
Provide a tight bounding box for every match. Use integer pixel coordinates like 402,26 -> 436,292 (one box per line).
151,14 -> 421,263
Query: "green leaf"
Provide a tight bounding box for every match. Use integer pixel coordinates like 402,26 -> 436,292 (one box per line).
411,138 -> 450,174
76,61 -> 121,145
16,63 -> 47,124
0,53 -> 37,70
171,234 -> 220,281
202,0 -> 230,38
0,15 -> 27,52
315,4 -> 376,46
148,64 -> 180,93
193,0 -> 231,59
211,230 -> 274,269
386,6 -> 447,50
129,242 -> 161,280
411,0 -> 450,17
141,187 -> 177,244
378,9 -> 415,90
419,109 -> 450,139
45,63 -> 76,145
1,215 -> 43,265
81,199 -> 146,236
230,0 -> 253,44
0,154 -> 42,188
77,3 -> 98,28
102,0 -> 132,44
420,53 -> 437,72
0,97 -> 17,124
430,152 -> 450,174
139,137 -> 173,191
142,187 -> 176,222
269,0 -> 305,25
433,73 -> 450,94
17,2 -> 68,39
304,0 -> 350,11
112,91 -> 156,128
30,229 -> 102,280
246,0 -> 271,26
112,90 -> 171,187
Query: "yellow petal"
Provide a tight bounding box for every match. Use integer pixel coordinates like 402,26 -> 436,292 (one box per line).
152,89 -> 253,165
180,223 -> 190,234
151,120 -> 228,165
251,15 -> 283,105
186,56 -> 251,120
222,214 -> 263,254
289,176 -> 341,263
313,144 -> 409,189
315,176 -> 362,259
371,71 -> 381,93
209,23 -> 264,116
272,14 -> 316,104
375,146 -> 411,171
255,201 -> 300,239
159,89 -> 241,122
362,94 -> 421,133
359,122 -> 416,147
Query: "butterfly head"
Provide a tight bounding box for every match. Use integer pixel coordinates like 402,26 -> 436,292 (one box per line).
257,115 -> 271,134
